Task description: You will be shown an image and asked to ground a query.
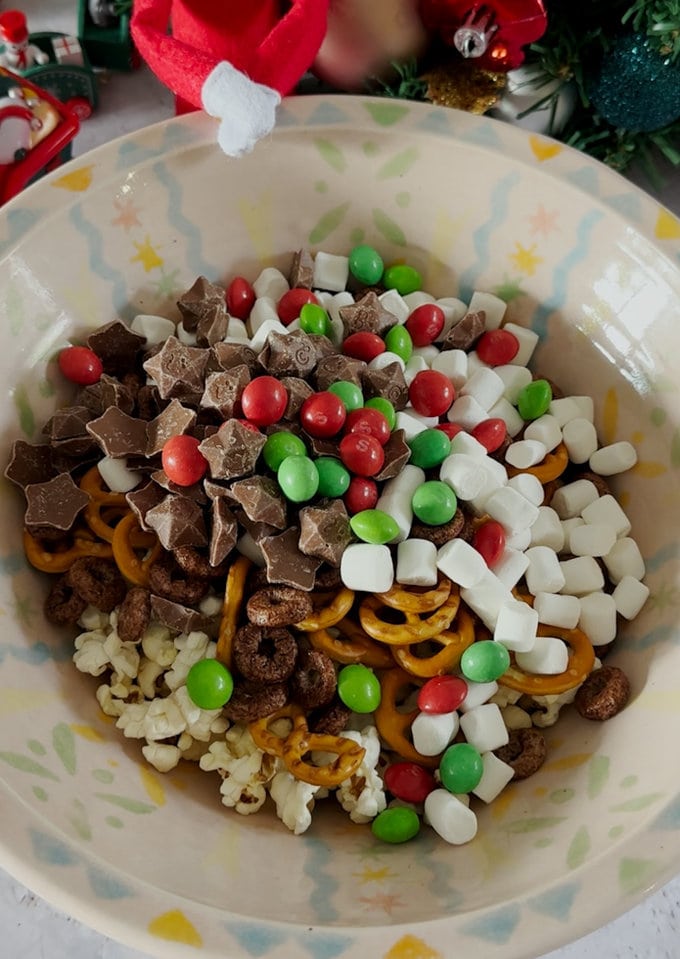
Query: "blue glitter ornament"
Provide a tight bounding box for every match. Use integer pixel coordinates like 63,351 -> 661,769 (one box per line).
587,33 -> 680,133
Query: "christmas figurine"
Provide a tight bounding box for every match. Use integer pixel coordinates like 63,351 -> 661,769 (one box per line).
131,0 -> 427,157
0,10 -> 49,72
0,86 -> 41,165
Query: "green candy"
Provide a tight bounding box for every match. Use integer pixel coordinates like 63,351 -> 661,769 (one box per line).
299,302 -> 330,336
186,659 -> 234,710
411,481 -> 457,526
364,397 -> 396,431
328,380 -> 364,411
383,263 -> 422,296
262,431 -> 307,472
349,508 -> 399,544
384,324 -> 413,363
407,429 -> 451,469
338,663 -> 382,713
439,743 -> 484,794
517,379 -> 553,421
460,640 -> 511,684
348,244 -> 384,286
316,456 -> 351,497
371,806 -> 420,844
277,455 -> 319,502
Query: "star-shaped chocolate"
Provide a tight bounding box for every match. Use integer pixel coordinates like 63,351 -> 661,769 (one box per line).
98,372 -> 136,415
339,291 -> 397,337
42,406 -> 92,442
86,406 -> 149,458
24,473 -> 89,533
362,362 -> 409,410
86,320 -> 146,376
442,310 -> 486,351
177,276 -> 226,332
142,335 -> 209,401
280,376 -> 313,420
315,354 -> 366,391
4,441 -> 56,489
288,249 -> 314,289
230,475 -> 288,529
196,303 -> 229,347
200,365 -> 250,418
209,497 -> 238,566
126,480 -> 167,531
375,429 -> 411,481
151,469 -> 208,503
145,493 -> 208,550
260,527 -> 322,591
257,330 -> 317,378
212,342 -> 259,375
298,499 -> 352,567
150,595 -> 206,635
146,399 -> 197,456
198,420 -> 266,481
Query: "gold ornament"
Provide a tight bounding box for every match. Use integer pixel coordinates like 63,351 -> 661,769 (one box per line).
422,59 -> 506,114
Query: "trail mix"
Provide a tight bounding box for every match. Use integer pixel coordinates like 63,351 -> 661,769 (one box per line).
6,245 -> 648,843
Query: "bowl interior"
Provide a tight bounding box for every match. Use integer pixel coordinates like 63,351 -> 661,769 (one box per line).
1,98 -> 680,959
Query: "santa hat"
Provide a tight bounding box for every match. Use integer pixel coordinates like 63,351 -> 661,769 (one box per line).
0,10 -> 29,45
131,0 -> 330,156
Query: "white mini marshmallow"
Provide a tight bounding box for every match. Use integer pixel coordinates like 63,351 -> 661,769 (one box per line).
603,537 -> 645,584
464,456 -> 510,515
488,397 -> 525,437
472,752 -> 515,803
225,317 -> 249,343
505,526 -> 532,552
424,790 -> 478,845
326,292 -> 354,345
612,576 -> 650,620
460,368 -> 505,411
534,592 -> 581,629
250,319 -> 288,352
460,571 -> 514,631
550,479 -> 599,519
340,543 -> 394,592
466,351 -> 489,377
484,486 -> 539,533
494,600 -> 538,652
524,414 -> 562,452
562,417 -> 598,464
412,345 -> 440,365
237,532 -> 265,566
459,703 -> 509,752
581,494 -> 632,537
395,410 -> 428,441
529,507 -> 565,551
569,523 -> 617,558
450,431 -> 488,459
459,679 -> 499,712
176,324 -> 197,345
412,711 -> 458,756
369,350 -> 406,372
507,472 -> 545,507
376,465 -> 425,542
313,252 -> 349,292
589,441 -> 637,476
468,290 -> 506,330
447,395 -> 489,429
431,349 -> 468,389
516,636 -> 569,675
248,295 -> 279,334
550,396 -> 594,426
440,452 -> 487,500
97,456 -> 142,494
561,517 -> 585,554
397,539 -> 438,586
493,548 -> 530,589
578,592 -> 617,646
253,266 -> 288,301
403,290 -> 435,310
437,538 -> 488,588
378,288 -> 409,324
406,409 -> 440,429
559,557 -> 605,596
131,313 -> 176,344
494,364 -> 533,404
525,546 -> 566,594
505,439 -> 547,469
502,322 -> 539,367
404,355 -> 429,384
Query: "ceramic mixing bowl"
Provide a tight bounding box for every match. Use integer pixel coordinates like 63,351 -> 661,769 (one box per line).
1,96 -> 680,959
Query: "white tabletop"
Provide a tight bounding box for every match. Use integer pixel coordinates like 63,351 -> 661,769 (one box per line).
4,3 -> 680,957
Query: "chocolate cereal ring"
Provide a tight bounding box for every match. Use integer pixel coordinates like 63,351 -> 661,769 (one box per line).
575,665 -> 631,721
44,574 -> 88,626
411,509 -> 466,546
67,557 -> 127,613
246,586 -> 313,627
148,555 -> 210,606
494,728 -> 547,780
117,586 -> 151,643
223,680 -> 288,723
290,648 -> 337,711
174,545 -> 230,579
309,697 -> 352,736
232,623 -> 298,684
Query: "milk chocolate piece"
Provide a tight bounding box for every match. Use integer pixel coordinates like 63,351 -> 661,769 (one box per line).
298,500 -> 352,567
146,399 -> 197,456
441,310 -> 486,351
281,376 -> 313,420
339,291 -> 397,337
87,320 -> 146,376
42,406 -> 92,442
177,276 -> 225,332
374,429 -> 411,481
236,508 -> 279,544
212,342 -> 260,375
136,384 -> 163,421
260,527 -> 322,591
142,335 -> 209,401
50,435 -> 99,459
200,365 -> 250,418
5,441 -> 57,489
362,362 -> 409,410
204,479 -> 234,500
145,493 -> 208,549
150,595 -> 206,634
257,330 -> 317,378
24,473 -> 89,533
307,334 -> 336,363
210,497 -> 238,566
307,436 -> 340,458
198,419 -> 266,481
151,469 -> 208,504
86,407 -> 149,458
230,475 -> 288,529
196,304 -> 229,347
85,373 -> 136,416
289,249 -> 315,289
126,480 -> 167,531
315,354 -> 366,391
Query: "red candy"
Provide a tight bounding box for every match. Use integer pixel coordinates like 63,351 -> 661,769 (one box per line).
417,675 -> 468,714
277,288 -> 319,326
300,391 -> 347,438
342,331 -> 386,363
226,276 -> 256,320
344,476 -> 378,514
435,423 -> 464,441
471,417 -> 507,453
405,303 -> 445,346
241,376 -> 288,426
476,329 -> 520,366
58,346 -> 103,386
473,519 -> 507,568
344,407 -> 391,446
339,433 -> 385,477
408,370 -> 455,417
162,435 -> 208,487
384,762 -> 437,804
